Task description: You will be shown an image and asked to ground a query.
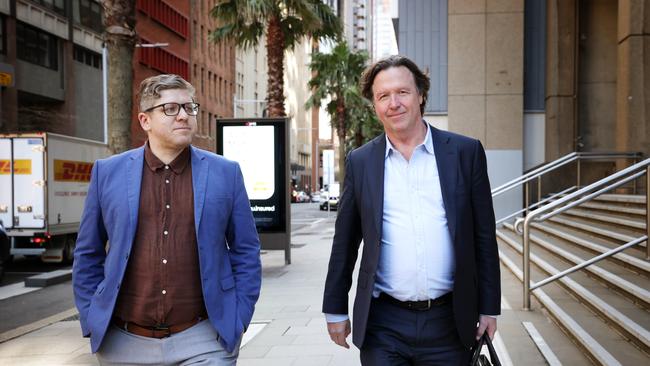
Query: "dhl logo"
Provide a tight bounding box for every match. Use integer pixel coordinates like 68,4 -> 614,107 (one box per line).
0,159 -> 32,175
54,160 -> 93,182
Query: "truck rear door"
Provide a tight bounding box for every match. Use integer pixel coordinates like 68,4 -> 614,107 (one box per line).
12,138 -> 45,229
0,138 -> 12,228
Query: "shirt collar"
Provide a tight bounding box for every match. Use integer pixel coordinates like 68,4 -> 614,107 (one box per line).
384,122 -> 434,158
144,142 -> 191,174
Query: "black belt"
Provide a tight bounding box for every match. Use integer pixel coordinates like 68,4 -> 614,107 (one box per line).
378,292 -> 452,311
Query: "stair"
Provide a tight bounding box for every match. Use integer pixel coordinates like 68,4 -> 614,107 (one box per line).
498,194 -> 650,365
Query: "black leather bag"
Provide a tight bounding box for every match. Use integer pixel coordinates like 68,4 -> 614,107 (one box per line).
469,332 -> 502,366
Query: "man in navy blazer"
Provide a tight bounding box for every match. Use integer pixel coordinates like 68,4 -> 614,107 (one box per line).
323,56 -> 500,365
73,74 -> 261,365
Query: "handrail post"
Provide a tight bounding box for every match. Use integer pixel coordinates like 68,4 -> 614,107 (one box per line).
525,181 -> 530,215
576,158 -> 581,188
523,218 -> 532,310
537,176 -> 542,203
646,166 -> 649,260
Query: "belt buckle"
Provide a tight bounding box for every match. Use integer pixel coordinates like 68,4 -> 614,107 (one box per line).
153,324 -> 171,337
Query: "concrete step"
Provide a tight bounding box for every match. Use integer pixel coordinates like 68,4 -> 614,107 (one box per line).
508,224 -> 650,312
503,223 -> 650,309
539,220 -> 648,261
564,208 -> 647,231
531,221 -> 650,277
497,232 -> 650,364
578,201 -> 646,218
497,240 -> 628,365
594,194 -> 646,205
498,252 -> 592,366
549,216 -> 647,251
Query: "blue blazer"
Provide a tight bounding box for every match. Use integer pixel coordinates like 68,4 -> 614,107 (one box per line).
323,126 -> 501,349
73,146 -> 261,353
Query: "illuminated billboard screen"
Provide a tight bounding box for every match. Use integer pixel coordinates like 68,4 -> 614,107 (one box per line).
216,118 -> 287,233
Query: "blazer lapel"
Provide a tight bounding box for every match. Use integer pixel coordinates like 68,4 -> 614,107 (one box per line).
367,135 -> 386,238
126,147 -> 144,244
190,146 -> 208,237
431,126 -> 458,241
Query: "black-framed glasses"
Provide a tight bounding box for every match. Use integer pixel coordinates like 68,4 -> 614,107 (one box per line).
144,102 -> 200,116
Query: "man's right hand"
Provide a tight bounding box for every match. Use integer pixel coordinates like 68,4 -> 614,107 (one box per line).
327,319 -> 351,348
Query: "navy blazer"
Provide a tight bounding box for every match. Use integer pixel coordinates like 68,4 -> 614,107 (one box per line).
323,125 -> 501,349
73,145 -> 261,353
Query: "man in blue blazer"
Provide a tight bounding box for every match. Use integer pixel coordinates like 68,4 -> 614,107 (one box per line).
323,56 -> 500,365
73,74 -> 261,365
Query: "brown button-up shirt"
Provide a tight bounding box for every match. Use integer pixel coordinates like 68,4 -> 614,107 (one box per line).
114,143 -> 206,326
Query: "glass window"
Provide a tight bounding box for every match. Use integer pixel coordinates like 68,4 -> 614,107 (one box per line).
73,45 -> 102,69
73,0 -> 103,34
33,0 -> 66,17
16,22 -> 59,70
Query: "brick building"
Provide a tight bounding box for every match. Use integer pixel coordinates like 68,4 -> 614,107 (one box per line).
188,0 -> 235,152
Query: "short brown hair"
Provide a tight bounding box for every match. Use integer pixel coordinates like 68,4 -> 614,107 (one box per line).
138,74 -> 195,111
360,55 -> 430,114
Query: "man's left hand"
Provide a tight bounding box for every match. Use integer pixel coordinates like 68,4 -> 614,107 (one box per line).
475,315 -> 497,340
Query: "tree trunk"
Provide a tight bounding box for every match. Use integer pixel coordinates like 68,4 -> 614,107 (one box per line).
266,14 -> 286,117
102,0 -> 136,153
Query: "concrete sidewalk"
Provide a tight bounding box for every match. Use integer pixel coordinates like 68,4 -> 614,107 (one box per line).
0,216 -> 569,365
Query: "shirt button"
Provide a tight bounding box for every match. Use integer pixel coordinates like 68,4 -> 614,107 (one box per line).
162,259 -> 167,264
165,179 -> 170,184
163,230 -> 169,235
165,165 -> 169,170
166,204 -> 170,209
162,290 -> 167,295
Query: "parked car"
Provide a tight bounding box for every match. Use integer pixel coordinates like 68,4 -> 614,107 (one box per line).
319,196 -> 339,211
291,190 -> 310,203
0,222 -> 9,283
310,192 -> 322,203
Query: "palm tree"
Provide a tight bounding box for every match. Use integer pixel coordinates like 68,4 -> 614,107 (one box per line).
306,41 -> 378,184
209,0 -> 341,117
101,0 -> 136,153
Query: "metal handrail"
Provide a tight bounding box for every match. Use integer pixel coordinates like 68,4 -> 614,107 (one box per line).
492,151 -> 642,223
495,186 -> 577,226
513,158 -> 650,309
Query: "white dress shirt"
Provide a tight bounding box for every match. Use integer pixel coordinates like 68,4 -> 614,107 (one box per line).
373,127 -> 455,301
326,127 -> 454,323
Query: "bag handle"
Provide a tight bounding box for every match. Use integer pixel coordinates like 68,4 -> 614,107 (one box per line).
469,332 -> 502,366
483,332 -> 502,366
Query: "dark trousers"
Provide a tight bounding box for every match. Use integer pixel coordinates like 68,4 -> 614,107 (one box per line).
360,295 -> 471,366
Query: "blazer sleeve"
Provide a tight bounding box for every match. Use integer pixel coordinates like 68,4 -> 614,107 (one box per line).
470,141 -> 501,315
322,152 -> 363,315
225,163 -> 262,330
72,161 -> 108,337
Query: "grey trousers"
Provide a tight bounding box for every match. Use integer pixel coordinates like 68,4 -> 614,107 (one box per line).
96,320 -> 241,365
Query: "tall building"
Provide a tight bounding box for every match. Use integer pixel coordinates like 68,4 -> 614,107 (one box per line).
131,0 -> 191,147
393,0 -> 649,218
235,37 -> 267,119
285,40 -> 316,192
189,0 -> 235,152
0,0 -> 104,141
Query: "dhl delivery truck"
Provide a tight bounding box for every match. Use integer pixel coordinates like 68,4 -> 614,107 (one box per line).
0,133 -> 108,263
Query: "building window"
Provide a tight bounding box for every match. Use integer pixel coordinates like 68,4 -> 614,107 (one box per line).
16,22 -> 59,70
73,45 -> 102,69
136,0 -> 189,38
138,38 -> 189,79
73,0 -> 103,34
32,0 -> 66,16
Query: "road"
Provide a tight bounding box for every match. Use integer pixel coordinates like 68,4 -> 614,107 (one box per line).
0,203 -> 334,334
